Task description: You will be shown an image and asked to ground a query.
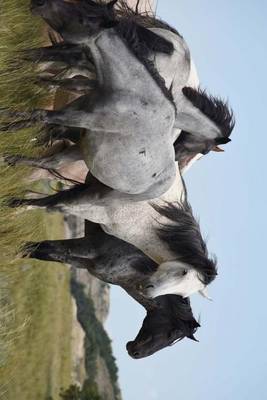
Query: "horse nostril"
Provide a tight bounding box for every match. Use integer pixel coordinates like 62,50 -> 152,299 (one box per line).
126,342 -> 140,357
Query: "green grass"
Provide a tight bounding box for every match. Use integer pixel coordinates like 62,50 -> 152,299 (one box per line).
0,212 -> 73,400
0,1 -> 73,399
0,2 -> 121,399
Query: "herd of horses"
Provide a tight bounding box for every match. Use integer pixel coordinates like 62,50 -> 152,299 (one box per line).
1,0 -> 235,359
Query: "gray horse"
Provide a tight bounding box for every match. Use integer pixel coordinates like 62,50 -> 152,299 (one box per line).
2,0 -> 234,200
24,219 -> 200,359
10,167 -> 217,299
4,0 -> 234,298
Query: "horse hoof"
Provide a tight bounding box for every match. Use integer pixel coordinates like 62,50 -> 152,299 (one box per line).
20,242 -> 39,258
6,197 -> 26,208
3,155 -> 21,166
21,241 -> 54,261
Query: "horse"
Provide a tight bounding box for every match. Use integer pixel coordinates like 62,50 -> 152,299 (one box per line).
28,0 -> 233,160
23,219 -> 200,359
3,0 -> 232,298
10,166 -> 217,299
1,0 -> 235,200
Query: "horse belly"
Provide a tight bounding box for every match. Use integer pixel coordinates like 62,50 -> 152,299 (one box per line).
80,132 -> 171,194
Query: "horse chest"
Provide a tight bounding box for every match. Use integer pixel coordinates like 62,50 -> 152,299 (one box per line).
101,201 -> 153,245
80,131 -> 174,195
150,28 -> 191,96
101,202 -> 168,264
96,254 -> 148,286
101,169 -> 184,263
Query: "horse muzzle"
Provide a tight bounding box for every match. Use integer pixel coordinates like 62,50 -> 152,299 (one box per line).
126,341 -> 142,359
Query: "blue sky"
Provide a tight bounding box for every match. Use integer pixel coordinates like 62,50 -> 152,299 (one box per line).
106,1 -> 267,399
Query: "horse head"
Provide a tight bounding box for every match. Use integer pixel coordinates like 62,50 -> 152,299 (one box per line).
143,201 -> 218,299
142,261 -> 213,299
126,295 -> 200,359
30,0 -> 118,43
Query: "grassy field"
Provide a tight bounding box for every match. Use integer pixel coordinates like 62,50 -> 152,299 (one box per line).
0,213 -> 73,400
0,2 -> 122,399
0,1 -> 73,399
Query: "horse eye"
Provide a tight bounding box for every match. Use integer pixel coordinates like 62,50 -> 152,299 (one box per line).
182,270 -> 187,276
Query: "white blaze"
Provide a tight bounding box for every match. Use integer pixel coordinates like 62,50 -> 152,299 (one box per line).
145,261 -> 206,298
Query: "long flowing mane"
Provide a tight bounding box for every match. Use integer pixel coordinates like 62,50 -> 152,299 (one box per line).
182,86 -> 235,139
158,295 -> 200,340
152,180 -> 217,286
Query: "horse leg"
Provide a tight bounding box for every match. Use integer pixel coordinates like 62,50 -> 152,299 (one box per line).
1,82 -> 132,132
0,108 -> 85,132
38,76 -> 97,93
23,44 -> 94,71
8,178 -> 111,223
42,126 -> 82,143
4,143 -> 83,170
6,106 -> 128,132
0,92 -> 98,132
23,237 -> 96,269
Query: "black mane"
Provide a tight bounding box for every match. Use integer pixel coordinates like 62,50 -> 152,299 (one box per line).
182,86 -> 235,139
152,184 -> 217,286
153,295 -> 200,341
127,293 -> 200,357
78,0 -> 180,105
115,0 -> 181,37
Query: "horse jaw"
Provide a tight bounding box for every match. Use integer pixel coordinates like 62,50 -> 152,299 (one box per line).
144,262 -> 206,298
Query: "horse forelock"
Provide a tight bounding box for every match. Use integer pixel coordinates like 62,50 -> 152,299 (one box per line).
182,86 -> 235,138
152,185 -> 217,286
145,295 -> 200,340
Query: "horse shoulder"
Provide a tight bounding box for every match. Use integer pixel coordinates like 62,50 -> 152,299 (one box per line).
89,29 -> 162,97
149,28 -> 191,94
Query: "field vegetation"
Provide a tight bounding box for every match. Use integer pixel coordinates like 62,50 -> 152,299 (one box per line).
0,2 -> 72,399
0,2 -> 121,400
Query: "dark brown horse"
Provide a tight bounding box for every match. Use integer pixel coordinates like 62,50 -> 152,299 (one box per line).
24,220 -> 199,359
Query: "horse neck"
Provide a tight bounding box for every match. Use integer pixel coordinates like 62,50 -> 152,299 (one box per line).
150,28 -> 191,95
87,29 -> 153,91
83,223 -> 156,287
112,166 -> 184,264
123,285 -> 158,312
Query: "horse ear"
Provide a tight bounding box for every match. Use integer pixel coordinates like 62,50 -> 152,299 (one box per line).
215,137 -> 231,145
199,288 -> 212,301
212,146 -> 224,152
193,319 -> 201,328
107,0 -> 119,8
188,334 -> 199,342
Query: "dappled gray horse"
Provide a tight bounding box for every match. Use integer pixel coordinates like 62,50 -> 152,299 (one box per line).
24,220 -> 200,358
2,0 -> 234,200
11,166 -> 217,299
6,26 -> 230,175
5,0 -> 226,299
